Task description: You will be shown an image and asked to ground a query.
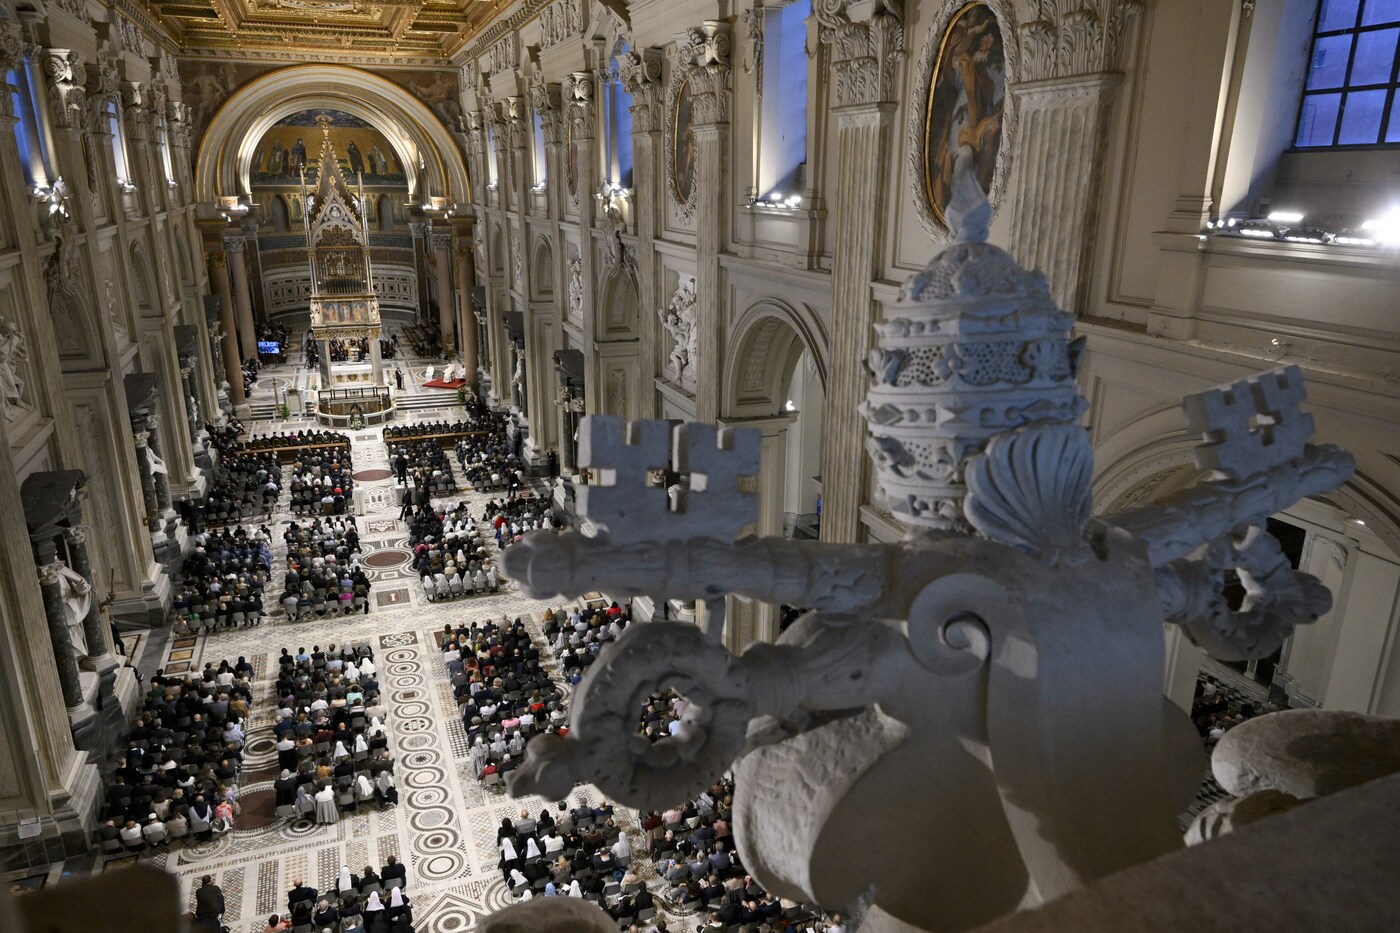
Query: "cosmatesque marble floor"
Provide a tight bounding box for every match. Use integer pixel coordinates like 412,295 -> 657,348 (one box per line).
108,394 -> 657,933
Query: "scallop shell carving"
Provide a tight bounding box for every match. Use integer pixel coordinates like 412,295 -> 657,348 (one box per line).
964,423 -> 1094,565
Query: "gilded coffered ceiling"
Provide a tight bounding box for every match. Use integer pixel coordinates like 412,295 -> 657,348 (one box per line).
147,0 -> 501,60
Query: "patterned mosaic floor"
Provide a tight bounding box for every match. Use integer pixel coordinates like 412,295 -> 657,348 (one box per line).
116,403 -> 641,933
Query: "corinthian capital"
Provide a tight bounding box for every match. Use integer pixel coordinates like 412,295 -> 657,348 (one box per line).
41,48 -> 87,131
674,22 -> 732,126
1018,0 -> 1144,82
816,0 -> 906,107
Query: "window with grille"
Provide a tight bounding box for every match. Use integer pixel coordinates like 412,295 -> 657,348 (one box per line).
1295,0 -> 1400,147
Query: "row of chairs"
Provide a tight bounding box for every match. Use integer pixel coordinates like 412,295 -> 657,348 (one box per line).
422,573 -> 499,601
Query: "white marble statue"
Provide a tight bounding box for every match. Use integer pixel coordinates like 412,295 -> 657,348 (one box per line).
658,276 -> 697,388
495,160 -> 1355,933
54,562 -> 92,657
0,316 -> 31,423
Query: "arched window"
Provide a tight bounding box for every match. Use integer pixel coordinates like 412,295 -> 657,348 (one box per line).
605,44 -> 634,188
532,108 -> 548,186
757,0 -> 811,200
1296,0 -> 1400,146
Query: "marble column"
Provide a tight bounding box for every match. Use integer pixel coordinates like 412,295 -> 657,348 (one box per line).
815,3 -> 904,544
680,23 -> 731,424
147,420 -> 172,514
223,234 -> 257,361
208,252 -> 247,409
409,220 -> 432,326
720,414 -> 794,650
37,560 -> 85,713
180,365 -> 201,448
132,430 -> 159,535
620,51 -> 664,419
455,238 -> 479,384
63,528 -> 116,674
431,232 -> 456,354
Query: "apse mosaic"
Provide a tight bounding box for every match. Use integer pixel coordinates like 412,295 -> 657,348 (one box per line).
252,110 -> 405,186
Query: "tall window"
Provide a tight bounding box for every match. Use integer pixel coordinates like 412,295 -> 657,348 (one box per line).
7,64 -> 48,188
106,101 -> 132,186
605,45 -> 634,188
532,109 -> 547,186
1296,0 -> 1400,146
758,0 -> 810,199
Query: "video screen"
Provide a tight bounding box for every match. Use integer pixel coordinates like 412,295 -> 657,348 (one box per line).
257,341 -> 281,354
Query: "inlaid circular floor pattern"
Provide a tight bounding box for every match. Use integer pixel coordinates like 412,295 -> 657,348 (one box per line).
363,548 -> 411,568
353,468 -> 394,481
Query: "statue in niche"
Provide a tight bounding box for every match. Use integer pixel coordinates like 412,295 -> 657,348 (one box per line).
657,276 -> 697,387
495,161 -> 1357,933
54,561 -> 92,656
567,255 -> 584,320
0,317 -> 32,423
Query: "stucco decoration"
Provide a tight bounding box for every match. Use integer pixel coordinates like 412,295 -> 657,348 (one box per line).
657,275 -> 698,391
566,255 -> 584,325
498,161 -> 1354,933
906,0 -> 1019,239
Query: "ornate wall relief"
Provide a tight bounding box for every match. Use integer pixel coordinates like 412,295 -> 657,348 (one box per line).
0,313 -> 34,428
657,274 -> 698,391
566,254 -> 584,325
907,0 -> 1019,237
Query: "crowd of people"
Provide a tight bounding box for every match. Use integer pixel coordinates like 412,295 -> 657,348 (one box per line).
234,429 -> 351,453
170,527 -> 273,631
455,428 -> 524,492
446,617 -> 566,787
192,450 -> 282,528
95,659 -> 254,855
1193,674 -> 1276,746
645,770 -> 827,932
407,500 -> 500,602
384,419 -> 479,441
204,417 -> 246,454
271,861 -> 413,933
543,602 -> 630,686
392,439 -> 458,499
288,447 -> 355,517
271,642 -> 397,824
484,491 -> 562,550
278,517 -> 372,620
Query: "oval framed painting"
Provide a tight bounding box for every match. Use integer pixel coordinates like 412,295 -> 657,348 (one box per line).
666,76 -> 697,218
908,0 -> 1018,235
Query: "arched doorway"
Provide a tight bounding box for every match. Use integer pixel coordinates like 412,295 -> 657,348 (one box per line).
720,301 -> 829,648
1100,453 -> 1400,720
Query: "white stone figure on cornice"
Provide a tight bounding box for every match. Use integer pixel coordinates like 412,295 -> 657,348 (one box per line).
495,160 -> 1356,933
